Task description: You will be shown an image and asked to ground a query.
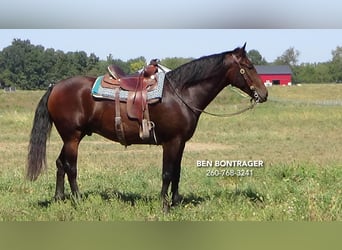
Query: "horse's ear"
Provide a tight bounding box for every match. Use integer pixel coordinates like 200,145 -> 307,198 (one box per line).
242,42 -> 247,51
232,43 -> 247,59
230,43 -> 247,61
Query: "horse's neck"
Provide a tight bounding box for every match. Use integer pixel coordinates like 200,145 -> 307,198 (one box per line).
182,76 -> 226,112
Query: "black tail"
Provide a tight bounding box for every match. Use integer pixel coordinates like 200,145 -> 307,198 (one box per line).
27,86 -> 54,181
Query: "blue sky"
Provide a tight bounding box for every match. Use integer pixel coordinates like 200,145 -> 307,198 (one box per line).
0,29 -> 341,64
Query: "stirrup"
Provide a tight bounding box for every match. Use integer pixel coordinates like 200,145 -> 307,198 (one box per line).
139,119 -> 150,140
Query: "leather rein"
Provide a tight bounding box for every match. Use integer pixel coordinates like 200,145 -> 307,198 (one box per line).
166,55 -> 258,117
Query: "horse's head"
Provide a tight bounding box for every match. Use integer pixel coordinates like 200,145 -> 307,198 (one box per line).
225,43 -> 268,103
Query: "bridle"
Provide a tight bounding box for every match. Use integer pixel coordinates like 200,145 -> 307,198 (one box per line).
232,54 -> 261,103
166,54 -> 260,117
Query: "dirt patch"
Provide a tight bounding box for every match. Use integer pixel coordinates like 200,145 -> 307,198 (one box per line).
0,141 -> 233,155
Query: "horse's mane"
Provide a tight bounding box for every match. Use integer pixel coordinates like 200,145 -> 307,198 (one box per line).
165,51 -> 231,88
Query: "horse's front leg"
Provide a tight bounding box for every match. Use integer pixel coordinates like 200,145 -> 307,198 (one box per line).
161,138 -> 185,212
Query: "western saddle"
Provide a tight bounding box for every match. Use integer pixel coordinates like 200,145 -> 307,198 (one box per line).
100,59 -> 160,145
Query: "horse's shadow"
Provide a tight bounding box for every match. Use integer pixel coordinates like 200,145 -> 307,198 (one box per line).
36,187 -> 264,209
212,187 -> 265,206
96,189 -> 153,207
36,189 -> 208,209
88,189 -> 208,208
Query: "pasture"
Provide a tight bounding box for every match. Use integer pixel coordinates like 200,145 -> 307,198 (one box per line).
0,84 -> 341,221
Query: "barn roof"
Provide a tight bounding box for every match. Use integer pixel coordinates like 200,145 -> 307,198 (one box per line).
255,65 -> 292,75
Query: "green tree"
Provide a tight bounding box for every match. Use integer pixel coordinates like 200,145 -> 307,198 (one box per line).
0,39 -> 108,89
330,46 -> 342,82
0,39 -> 33,89
0,69 -> 15,87
86,53 -> 99,73
106,54 -> 130,74
127,56 -> 146,73
295,62 -> 333,83
274,47 -> 300,66
73,51 -> 88,74
315,63 -> 332,83
160,57 -> 193,70
247,49 -> 267,65
53,50 -> 72,80
42,48 -> 58,84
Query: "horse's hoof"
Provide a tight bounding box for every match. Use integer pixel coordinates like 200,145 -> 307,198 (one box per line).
54,194 -> 65,201
171,194 -> 183,207
162,203 -> 170,213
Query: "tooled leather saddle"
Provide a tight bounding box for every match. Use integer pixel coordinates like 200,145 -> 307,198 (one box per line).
100,59 -> 160,145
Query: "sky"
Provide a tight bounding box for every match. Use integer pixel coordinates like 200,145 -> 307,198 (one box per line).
0,29 -> 341,64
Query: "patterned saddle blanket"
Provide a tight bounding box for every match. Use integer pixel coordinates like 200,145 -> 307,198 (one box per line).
91,72 -> 166,102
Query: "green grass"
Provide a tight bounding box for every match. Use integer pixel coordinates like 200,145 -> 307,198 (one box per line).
0,84 -> 341,221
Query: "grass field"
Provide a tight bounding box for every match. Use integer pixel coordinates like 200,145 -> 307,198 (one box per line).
0,84 -> 341,221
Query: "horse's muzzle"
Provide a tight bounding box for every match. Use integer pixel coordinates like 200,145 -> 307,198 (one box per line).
251,86 -> 268,103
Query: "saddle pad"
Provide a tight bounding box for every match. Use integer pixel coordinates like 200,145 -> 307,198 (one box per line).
91,72 -> 165,101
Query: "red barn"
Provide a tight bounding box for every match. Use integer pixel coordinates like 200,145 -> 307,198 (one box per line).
255,65 -> 293,86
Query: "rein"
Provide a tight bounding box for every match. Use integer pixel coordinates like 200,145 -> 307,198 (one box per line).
195,99 -> 256,117
166,75 -> 256,118
165,54 -> 260,117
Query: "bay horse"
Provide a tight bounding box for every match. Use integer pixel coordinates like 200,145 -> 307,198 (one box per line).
27,44 -> 268,212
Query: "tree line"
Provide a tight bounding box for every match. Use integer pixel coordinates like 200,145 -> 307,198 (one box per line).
0,39 -> 341,90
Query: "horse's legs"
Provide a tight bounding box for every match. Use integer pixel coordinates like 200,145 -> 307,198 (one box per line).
161,138 -> 185,212
54,138 -> 81,199
54,149 -> 66,200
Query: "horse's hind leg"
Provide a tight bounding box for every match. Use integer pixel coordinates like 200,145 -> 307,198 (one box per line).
54,138 -> 81,200
54,150 -> 66,200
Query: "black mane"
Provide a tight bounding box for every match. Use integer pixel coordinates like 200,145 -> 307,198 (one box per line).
166,51 -> 230,88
